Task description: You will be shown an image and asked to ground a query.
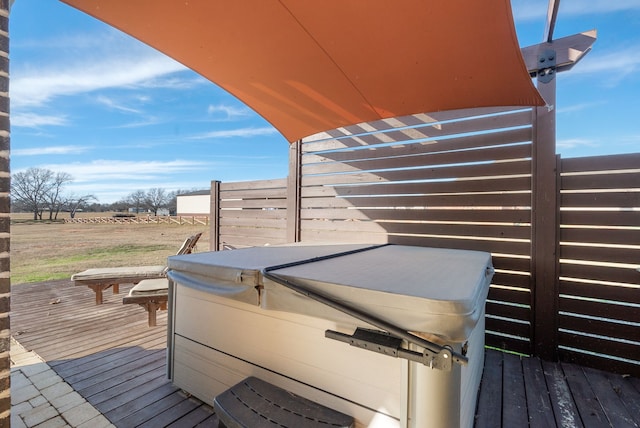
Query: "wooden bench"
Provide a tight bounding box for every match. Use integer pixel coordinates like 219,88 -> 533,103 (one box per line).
213,376 -> 354,428
72,232 -> 202,305
121,232 -> 202,326
122,278 -> 168,327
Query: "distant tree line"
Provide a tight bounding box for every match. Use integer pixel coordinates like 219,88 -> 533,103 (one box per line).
11,167 -> 198,220
11,168 -> 95,220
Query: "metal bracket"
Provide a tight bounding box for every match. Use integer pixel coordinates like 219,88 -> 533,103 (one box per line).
326,328 -> 455,371
537,49 -> 557,83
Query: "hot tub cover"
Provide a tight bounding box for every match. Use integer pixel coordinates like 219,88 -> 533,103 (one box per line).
168,244 -> 493,341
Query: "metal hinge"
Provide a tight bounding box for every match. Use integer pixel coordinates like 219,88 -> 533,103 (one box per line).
325,328 -> 461,371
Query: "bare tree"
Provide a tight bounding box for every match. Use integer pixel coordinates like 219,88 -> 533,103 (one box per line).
44,172 -> 73,220
126,190 -> 147,214
144,188 -> 171,215
64,194 -> 96,219
11,168 -> 54,220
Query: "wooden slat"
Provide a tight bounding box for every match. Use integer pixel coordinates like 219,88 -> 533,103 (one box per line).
219,227 -> 286,241
561,153 -> 640,173
560,244 -> 640,265
301,176 -> 532,198
299,229 -> 390,245
386,234 -> 532,255
485,316 -> 531,339
302,143 -> 532,176
88,369 -> 169,411
219,235 -> 288,248
502,353 -> 529,427
559,349 -> 640,379
301,159 -> 532,186
302,109 -> 533,152
304,107 -> 530,143
111,389 -> 190,426
485,333 -> 532,355
559,296 -> 640,324
220,178 -> 287,191
220,209 -> 286,220
561,210 -> 640,227
301,193 -> 532,209
491,256 -> 532,273
559,263 -> 640,286
300,219 -> 531,240
488,285 -> 532,305
561,172 -> 640,191
558,313 -> 640,343
220,187 -> 287,199
562,363 -> 622,426
560,279 -> 640,305
486,301 -> 531,323
220,199 -> 287,209
75,352 -> 167,396
491,272 -> 532,290
541,360 -> 584,428
560,227 -> 640,246
474,349 -> 503,428
561,191 -> 640,208
303,128 -> 532,164
604,371 -> 640,426
558,331 -> 640,368
582,367 -> 640,428
522,357 -> 557,428
300,207 -> 531,224
220,217 -> 287,228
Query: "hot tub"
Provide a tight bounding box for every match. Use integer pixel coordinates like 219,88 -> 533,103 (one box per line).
166,243 -> 493,428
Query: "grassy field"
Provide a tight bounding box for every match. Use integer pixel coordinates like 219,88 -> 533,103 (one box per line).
10,215 -> 210,285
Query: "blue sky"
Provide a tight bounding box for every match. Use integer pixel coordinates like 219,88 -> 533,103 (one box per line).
9,1 -> 640,203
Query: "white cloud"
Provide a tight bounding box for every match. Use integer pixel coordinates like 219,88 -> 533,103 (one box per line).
207,104 -> 253,121
189,127 -> 278,140
565,46 -> 640,86
31,159 -> 214,203
557,101 -> 605,114
65,180 -> 212,203
557,138 -> 598,150
137,75 -> 206,90
11,54 -> 186,109
96,95 -> 142,114
11,112 -> 69,128
110,117 -> 163,129
34,159 -> 209,183
13,145 -> 91,156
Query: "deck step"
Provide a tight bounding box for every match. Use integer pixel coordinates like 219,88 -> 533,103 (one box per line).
213,376 -> 354,428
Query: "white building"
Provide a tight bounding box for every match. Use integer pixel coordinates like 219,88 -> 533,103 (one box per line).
176,190 -> 210,216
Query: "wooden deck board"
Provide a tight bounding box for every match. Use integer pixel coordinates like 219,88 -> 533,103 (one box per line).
474,349 -> 503,428
502,352 -> 528,426
11,280 -> 640,428
521,355 -> 556,428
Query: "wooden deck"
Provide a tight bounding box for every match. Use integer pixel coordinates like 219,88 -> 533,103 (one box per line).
11,280 -> 640,428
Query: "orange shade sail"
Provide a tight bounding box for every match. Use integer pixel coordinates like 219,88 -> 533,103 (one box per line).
61,0 -> 544,142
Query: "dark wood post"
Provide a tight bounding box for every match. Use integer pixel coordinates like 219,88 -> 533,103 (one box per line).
531,71 -> 560,360
287,140 -> 302,243
210,180 -> 221,251
0,0 -> 10,423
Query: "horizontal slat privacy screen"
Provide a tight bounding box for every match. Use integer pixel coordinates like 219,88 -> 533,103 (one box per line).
217,178 -> 288,249
212,111 -> 640,374
558,153 -> 640,374
300,107 -> 535,355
